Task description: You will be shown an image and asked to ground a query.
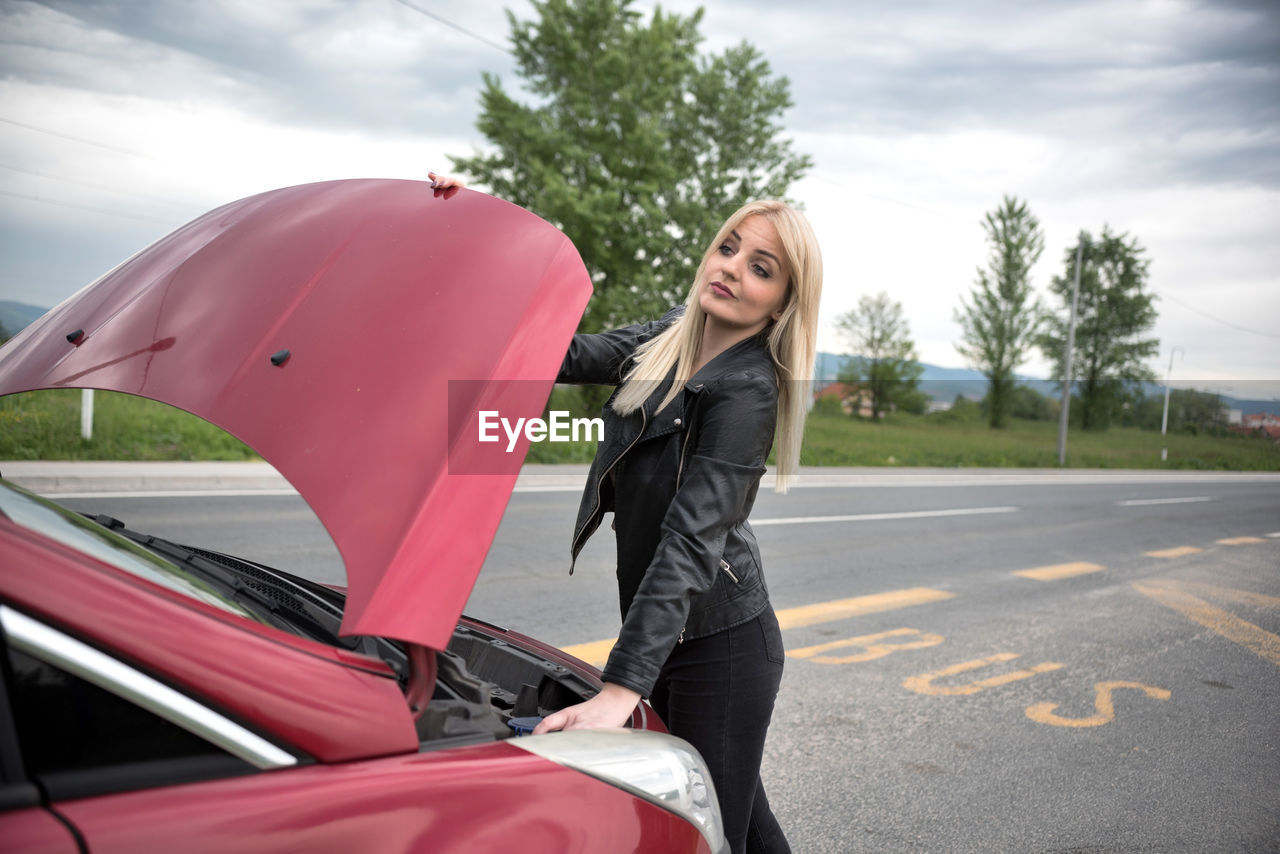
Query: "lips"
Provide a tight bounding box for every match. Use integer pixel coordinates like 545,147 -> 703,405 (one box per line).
709,281 -> 735,299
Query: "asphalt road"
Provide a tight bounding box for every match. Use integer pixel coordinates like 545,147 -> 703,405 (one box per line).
56,472 -> 1280,853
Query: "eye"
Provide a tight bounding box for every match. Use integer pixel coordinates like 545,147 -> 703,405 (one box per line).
718,243 -> 734,256
752,263 -> 772,278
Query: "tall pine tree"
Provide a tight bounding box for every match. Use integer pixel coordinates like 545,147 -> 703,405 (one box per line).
954,196 -> 1044,428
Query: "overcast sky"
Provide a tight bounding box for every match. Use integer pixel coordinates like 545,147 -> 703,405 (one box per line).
1,0 -> 1277,398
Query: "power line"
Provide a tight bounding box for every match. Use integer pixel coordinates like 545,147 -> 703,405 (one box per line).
0,189 -> 175,225
0,117 -> 150,158
0,162 -> 189,209
1161,291 -> 1280,340
389,0 -> 511,54
804,171 -> 963,223
389,0 -> 957,229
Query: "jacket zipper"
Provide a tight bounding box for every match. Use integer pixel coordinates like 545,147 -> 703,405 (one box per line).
675,436 -> 690,489
720,559 -> 739,583
570,404 -> 649,573
674,392 -> 695,643
674,388 -> 700,490
674,398 -> 694,642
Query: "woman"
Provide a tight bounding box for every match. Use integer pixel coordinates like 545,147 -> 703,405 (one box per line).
430,172 -> 822,854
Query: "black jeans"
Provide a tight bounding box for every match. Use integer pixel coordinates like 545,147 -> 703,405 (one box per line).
648,610 -> 791,854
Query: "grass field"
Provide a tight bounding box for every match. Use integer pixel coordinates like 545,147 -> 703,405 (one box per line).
0,389 -> 256,461
2,388 -> 1276,470
797,410 -> 1278,470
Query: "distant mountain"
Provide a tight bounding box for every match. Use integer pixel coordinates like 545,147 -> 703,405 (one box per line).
815,351 -> 1052,402
813,352 -> 1279,415
813,351 -> 849,385
0,301 -> 48,338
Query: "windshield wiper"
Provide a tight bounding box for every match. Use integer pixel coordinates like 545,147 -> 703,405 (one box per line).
93,515 -> 345,642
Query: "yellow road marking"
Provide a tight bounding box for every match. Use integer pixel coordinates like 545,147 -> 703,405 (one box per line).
1133,581 -> 1280,667
1217,536 -> 1266,546
559,638 -> 618,667
561,586 -> 956,667
1013,562 -> 1104,582
776,587 -> 955,630
1145,546 -> 1203,559
1166,581 -> 1280,610
788,628 -> 944,664
903,654 -> 1064,696
1026,681 -> 1170,728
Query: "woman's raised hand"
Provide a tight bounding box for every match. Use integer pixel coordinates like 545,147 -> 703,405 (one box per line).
428,171 -> 465,190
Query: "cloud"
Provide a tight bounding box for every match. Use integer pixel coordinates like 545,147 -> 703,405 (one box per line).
684,0 -> 1280,189
3,0 -> 515,132
0,0 -> 505,302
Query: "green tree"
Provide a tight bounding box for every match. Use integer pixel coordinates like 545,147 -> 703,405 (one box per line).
954,196 -> 1045,429
1039,228 -> 1160,430
1118,390 -> 1163,429
835,292 -> 924,421
930,395 -> 982,424
1169,389 -> 1229,435
983,383 -> 1055,422
450,0 -> 811,333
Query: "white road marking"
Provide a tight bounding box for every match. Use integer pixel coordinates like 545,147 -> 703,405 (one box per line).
50,492 -> 1021,525
47,489 -> 300,499
1115,496 -> 1214,507
511,485 -> 584,493
750,506 -> 1018,526
517,474 -> 1280,492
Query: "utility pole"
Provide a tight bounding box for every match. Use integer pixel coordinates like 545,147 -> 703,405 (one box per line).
1160,346 -> 1184,462
1056,238 -> 1083,466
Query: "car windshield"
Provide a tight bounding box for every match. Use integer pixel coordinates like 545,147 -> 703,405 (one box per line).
0,481 -> 266,623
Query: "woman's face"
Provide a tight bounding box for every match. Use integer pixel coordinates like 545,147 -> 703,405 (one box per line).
697,214 -> 791,337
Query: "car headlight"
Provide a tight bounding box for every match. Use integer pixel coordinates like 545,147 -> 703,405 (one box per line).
510,729 -> 727,853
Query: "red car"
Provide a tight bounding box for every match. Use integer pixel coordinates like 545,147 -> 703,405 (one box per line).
0,180 -> 728,853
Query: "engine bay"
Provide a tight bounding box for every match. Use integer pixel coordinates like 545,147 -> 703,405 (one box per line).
418,622 -> 602,744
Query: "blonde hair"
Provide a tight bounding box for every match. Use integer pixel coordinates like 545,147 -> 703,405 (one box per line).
611,200 -> 823,492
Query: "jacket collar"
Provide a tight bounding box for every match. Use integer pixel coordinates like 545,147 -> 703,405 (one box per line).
685,327 -> 774,391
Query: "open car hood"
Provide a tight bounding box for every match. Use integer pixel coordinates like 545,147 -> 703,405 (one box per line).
0,179 -> 591,651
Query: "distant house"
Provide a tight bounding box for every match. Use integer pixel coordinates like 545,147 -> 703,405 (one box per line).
814,381 -> 875,417
1238,413 -> 1280,440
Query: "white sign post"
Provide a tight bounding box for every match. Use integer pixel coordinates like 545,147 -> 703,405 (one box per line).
80,389 -> 94,441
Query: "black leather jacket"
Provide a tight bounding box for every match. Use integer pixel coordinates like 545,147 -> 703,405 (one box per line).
558,309 -> 778,697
